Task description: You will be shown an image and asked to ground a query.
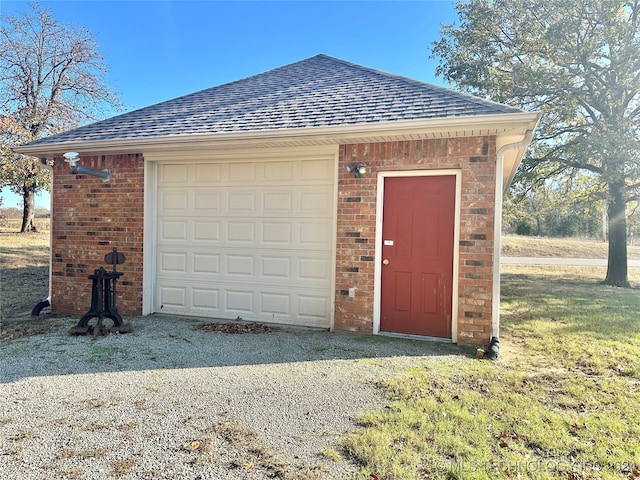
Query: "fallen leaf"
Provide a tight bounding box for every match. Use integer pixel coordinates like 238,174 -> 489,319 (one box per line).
185,440 -> 200,451
194,322 -> 279,334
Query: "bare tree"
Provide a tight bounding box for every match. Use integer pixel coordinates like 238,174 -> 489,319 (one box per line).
0,1 -> 121,232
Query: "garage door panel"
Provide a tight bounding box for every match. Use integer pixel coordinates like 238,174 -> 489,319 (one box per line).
158,249 -> 329,280
194,191 -> 221,212
160,190 -> 188,211
192,288 -> 219,310
226,255 -> 255,276
263,191 -> 293,212
301,159 -> 333,180
262,222 -> 292,244
160,252 -> 187,273
226,289 -> 254,312
193,221 -> 220,242
194,163 -> 222,183
298,294 -> 330,319
298,257 -> 330,280
156,157 -> 334,328
299,221 -> 332,246
261,256 -> 291,279
158,218 -> 332,250
228,163 -> 257,182
300,190 -> 333,214
156,279 -> 330,327
228,191 -> 256,212
260,292 -> 291,315
160,164 -> 189,183
160,220 -> 188,241
263,161 -> 294,182
192,253 -> 220,274
226,222 -> 255,243
159,286 -> 187,308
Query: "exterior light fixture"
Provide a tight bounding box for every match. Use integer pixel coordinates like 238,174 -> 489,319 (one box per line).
345,164 -> 367,178
63,152 -> 112,182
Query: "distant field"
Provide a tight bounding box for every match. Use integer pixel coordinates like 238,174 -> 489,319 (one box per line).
502,234 -> 640,259
0,216 -> 50,234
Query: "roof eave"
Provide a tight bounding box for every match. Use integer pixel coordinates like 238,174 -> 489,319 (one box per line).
15,112 -> 540,158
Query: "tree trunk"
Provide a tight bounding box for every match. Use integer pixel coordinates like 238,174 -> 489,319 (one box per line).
20,186 -> 37,233
602,181 -> 629,287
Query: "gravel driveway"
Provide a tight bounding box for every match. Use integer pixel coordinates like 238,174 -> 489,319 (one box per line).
0,315 -> 467,479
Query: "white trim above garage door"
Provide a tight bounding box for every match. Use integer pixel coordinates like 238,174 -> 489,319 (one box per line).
148,148 -> 337,329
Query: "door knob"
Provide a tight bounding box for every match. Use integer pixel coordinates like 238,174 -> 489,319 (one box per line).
382,258 -> 389,265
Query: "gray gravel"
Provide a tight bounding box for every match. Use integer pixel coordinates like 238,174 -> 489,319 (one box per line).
0,314 -> 468,479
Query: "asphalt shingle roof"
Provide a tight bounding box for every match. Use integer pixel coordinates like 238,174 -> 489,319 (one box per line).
25,54 -> 524,147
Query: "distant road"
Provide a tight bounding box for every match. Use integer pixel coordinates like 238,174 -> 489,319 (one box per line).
501,257 -> 640,267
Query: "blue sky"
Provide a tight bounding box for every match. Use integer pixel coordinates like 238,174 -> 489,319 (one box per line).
1,0 -> 458,208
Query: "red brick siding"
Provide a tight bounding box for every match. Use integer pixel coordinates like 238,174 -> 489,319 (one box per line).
50,154 -> 144,316
334,138 -> 497,345
49,141 -> 497,345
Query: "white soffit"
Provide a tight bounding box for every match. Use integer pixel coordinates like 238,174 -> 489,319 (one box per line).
19,113 -> 541,158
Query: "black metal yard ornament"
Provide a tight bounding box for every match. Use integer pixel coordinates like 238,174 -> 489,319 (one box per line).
69,247 -> 132,339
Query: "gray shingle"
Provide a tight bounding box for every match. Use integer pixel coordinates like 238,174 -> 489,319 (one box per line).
24,54 -> 524,147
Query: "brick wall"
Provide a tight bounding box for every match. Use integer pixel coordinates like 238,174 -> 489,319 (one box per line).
334,138 -> 497,346
49,141 -> 497,344
50,154 -> 144,316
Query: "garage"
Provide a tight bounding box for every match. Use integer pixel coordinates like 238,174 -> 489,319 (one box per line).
19,54 -> 540,345
152,151 -> 337,328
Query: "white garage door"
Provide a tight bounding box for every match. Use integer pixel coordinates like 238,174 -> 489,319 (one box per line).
155,155 -> 335,328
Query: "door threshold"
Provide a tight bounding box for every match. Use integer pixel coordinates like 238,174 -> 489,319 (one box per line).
377,331 -> 452,343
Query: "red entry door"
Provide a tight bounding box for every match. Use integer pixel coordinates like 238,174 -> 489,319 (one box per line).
380,175 -> 456,338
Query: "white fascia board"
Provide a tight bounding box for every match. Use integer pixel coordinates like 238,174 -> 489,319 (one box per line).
16,112 -> 541,158
497,112 -> 542,192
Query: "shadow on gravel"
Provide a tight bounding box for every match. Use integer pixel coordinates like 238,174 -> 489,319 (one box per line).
0,313 -> 469,383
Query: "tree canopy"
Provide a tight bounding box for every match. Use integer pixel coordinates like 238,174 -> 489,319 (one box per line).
0,2 -> 121,231
433,0 -> 640,287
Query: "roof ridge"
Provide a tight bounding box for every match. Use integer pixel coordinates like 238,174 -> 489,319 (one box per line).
310,54 -> 523,113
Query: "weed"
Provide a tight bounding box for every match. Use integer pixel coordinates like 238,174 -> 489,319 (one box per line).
188,420 -> 329,479
320,446 -> 343,461
58,468 -> 82,479
79,448 -> 108,459
118,421 -> 136,431
341,265 -> 640,479
57,448 -> 77,459
87,345 -> 122,364
110,457 -> 138,476
10,430 -> 36,441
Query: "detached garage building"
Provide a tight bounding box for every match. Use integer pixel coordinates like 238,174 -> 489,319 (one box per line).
18,55 -> 539,345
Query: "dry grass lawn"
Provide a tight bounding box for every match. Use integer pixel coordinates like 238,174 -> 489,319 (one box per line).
502,234 -> 640,259
2,217 -> 640,479
0,218 -> 52,337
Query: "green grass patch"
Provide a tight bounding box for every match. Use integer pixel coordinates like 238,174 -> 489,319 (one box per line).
341,266 -> 640,479
87,345 -> 123,364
